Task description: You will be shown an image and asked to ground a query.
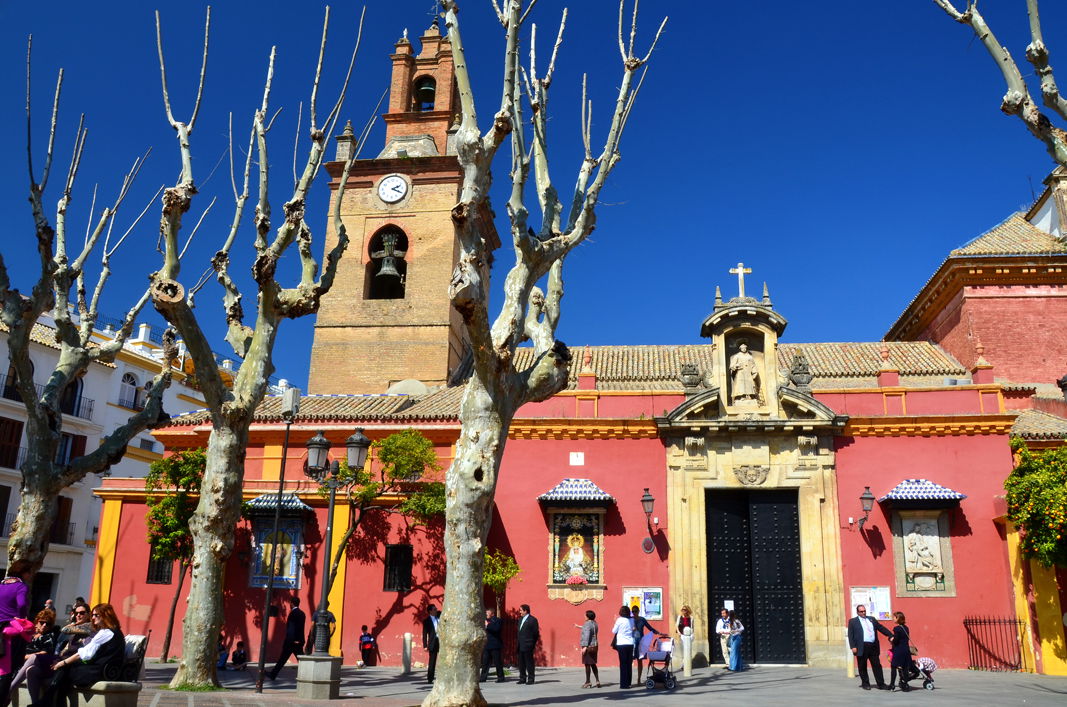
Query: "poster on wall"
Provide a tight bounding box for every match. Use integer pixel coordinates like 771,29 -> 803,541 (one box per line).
622,587 -> 664,620
849,586 -> 892,620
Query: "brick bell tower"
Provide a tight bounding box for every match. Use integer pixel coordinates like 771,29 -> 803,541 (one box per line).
309,21 -> 497,395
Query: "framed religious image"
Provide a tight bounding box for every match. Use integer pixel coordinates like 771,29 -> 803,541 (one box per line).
250,518 -> 304,589
891,510 -> 957,597
549,512 -> 604,585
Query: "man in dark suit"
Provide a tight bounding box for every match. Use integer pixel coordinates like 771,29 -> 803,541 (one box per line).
479,607 -> 505,682
268,596 -> 306,681
422,605 -> 440,683
516,604 -> 540,685
847,604 -> 894,690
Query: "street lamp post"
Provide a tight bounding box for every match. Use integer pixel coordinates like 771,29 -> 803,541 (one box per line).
303,428 -> 371,656
640,488 -> 656,553
255,387 -> 299,693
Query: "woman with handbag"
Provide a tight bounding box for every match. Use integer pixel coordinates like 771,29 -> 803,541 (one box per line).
888,611 -> 914,692
610,606 -> 635,688
577,610 -> 601,688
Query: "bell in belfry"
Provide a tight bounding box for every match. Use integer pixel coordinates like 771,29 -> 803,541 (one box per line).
371,231 -> 407,279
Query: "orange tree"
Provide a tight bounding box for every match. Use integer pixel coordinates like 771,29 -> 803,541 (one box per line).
1006,438 -> 1067,567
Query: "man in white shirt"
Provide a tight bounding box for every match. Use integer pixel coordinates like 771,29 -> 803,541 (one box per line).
715,609 -> 732,669
846,604 -> 893,690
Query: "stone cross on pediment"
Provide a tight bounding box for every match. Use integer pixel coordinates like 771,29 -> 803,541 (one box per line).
729,262 -> 752,298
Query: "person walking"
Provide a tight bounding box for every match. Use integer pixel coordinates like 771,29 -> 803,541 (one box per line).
846,604 -> 893,690
422,605 -> 440,684
516,604 -> 540,685
714,608 -> 732,669
358,625 -> 378,667
631,605 -> 664,684
577,610 -> 600,688
727,610 -> 745,672
479,609 -> 504,683
888,611 -> 914,692
267,597 -> 305,681
611,605 -> 635,689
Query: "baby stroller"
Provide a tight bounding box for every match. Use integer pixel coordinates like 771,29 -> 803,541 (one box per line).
911,655 -> 937,691
639,633 -> 677,690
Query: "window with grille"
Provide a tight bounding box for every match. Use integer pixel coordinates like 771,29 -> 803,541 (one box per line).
146,553 -> 173,584
138,439 -> 156,452
383,544 -> 413,592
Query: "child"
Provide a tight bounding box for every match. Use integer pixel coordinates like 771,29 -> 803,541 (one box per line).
359,626 -> 377,667
231,641 -> 248,671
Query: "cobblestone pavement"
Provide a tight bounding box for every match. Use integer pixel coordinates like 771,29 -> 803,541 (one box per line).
139,662 -> 1067,706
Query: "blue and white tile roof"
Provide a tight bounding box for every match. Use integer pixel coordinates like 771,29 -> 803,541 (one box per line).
879,479 -> 966,502
245,493 -> 314,513
538,478 -> 615,504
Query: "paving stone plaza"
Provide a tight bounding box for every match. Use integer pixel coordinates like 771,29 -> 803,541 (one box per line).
137,663 -> 1066,706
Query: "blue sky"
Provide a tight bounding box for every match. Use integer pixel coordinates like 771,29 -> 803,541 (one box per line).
1,1 -> 1064,390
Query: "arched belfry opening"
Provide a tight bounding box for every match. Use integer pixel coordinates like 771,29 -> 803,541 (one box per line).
412,76 -> 436,112
365,228 -> 408,300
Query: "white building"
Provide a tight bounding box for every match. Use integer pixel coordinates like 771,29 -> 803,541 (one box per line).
0,317 -> 209,614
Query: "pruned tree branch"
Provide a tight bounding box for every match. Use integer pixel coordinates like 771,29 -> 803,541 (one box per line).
934,0 -> 1067,165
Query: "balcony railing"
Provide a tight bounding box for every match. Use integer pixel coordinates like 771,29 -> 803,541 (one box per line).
116,395 -> 145,411
0,446 -> 27,471
0,374 -> 94,420
49,522 -> 76,546
1,513 -> 15,538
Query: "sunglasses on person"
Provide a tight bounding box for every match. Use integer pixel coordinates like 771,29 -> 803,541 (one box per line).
74,610 -> 88,616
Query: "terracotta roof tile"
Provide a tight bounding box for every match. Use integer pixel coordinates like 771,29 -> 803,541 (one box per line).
950,213 -> 1066,256
1012,409 -> 1067,440
0,320 -> 116,368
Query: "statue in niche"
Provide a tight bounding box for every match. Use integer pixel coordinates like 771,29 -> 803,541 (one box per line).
729,340 -> 762,404
904,521 -> 943,573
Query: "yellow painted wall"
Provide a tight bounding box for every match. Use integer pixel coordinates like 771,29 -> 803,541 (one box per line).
1004,523 -> 1038,672
91,499 -> 123,606
1031,560 -> 1067,675
328,503 -> 350,656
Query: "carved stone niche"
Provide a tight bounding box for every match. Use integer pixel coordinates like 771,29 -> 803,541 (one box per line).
733,465 -> 770,486
684,435 -> 707,470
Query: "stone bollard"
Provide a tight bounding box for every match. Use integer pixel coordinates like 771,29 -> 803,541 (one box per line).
403,632 -> 413,674
681,627 -> 693,677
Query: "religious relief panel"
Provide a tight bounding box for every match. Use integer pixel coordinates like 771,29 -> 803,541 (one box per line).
892,511 -> 956,597
550,512 -> 604,585
250,518 -> 304,589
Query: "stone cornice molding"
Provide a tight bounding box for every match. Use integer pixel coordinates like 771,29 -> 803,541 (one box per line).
844,414 -> 1016,437
885,255 -> 1067,341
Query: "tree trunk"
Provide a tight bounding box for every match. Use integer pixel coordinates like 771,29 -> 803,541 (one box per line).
159,559 -> 189,663
8,455 -> 60,576
424,379 -> 513,707
170,424 -> 248,687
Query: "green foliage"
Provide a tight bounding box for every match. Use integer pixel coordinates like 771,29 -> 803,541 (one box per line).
145,449 -> 206,562
1006,438 -> 1067,568
483,548 -> 521,595
325,429 -> 444,523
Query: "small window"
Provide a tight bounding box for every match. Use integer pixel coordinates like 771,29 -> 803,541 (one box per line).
412,76 -> 436,112
365,229 -> 408,300
384,544 -> 413,592
139,439 -> 156,452
146,553 -> 173,584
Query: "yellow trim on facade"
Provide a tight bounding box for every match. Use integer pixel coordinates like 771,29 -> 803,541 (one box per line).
91,499 -> 123,607
328,503 -> 350,656
1004,523 -> 1038,673
261,444 -> 283,482
1030,560 -> 1067,675
508,419 -> 659,440
176,393 -> 207,406
123,445 -> 164,464
843,414 -> 1016,437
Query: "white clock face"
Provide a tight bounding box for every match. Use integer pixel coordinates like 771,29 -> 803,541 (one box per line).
378,175 -> 408,203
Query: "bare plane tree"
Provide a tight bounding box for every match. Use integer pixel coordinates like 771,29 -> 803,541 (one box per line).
934,0 -> 1067,167
0,38 -> 177,580
147,7 -> 366,687
426,1 -> 665,705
